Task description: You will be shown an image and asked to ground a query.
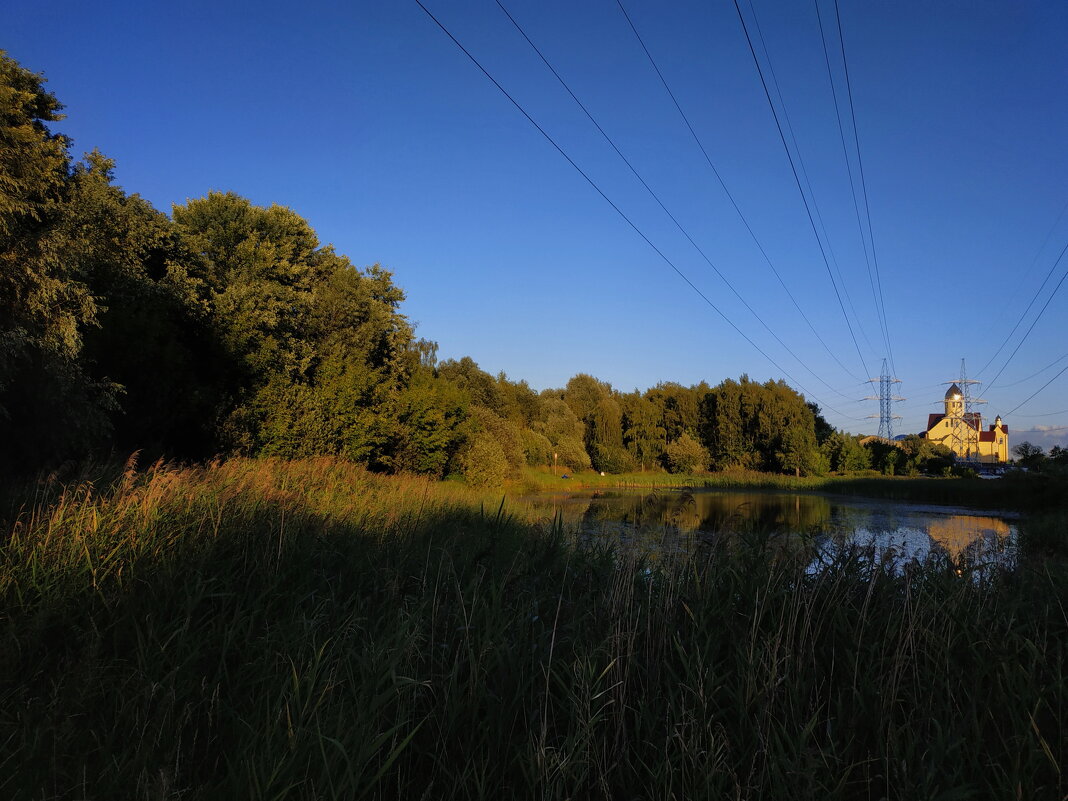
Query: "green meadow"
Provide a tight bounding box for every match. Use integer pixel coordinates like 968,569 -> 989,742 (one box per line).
2,458 -> 1065,800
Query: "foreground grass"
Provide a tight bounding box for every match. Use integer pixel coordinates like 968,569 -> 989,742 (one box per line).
2,458 -> 1066,800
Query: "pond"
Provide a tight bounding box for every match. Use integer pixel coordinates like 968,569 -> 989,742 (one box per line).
523,488 -> 1018,571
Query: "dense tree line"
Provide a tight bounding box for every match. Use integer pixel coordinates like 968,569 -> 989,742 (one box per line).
3,53 -> 937,483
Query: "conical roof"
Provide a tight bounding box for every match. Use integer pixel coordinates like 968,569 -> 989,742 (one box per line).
945,383 -> 962,399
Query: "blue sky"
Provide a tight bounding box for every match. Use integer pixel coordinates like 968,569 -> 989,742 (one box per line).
7,0 -> 1068,448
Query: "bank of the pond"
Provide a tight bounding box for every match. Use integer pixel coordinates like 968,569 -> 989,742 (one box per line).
2,457 -> 1066,800
517,467 -> 1068,513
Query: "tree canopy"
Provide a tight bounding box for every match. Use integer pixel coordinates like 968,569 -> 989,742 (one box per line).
1,51 -> 886,483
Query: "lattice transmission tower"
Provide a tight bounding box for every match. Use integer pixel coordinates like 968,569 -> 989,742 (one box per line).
865,358 -> 905,439
943,358 -> 986,460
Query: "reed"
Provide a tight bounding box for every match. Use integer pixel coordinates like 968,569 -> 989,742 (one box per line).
1,457 -> 1065,799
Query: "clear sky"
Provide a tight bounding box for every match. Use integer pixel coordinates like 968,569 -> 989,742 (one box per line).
7,0 -> 1068,448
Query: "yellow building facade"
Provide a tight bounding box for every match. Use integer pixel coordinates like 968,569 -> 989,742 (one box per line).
920,384 -> 1008,463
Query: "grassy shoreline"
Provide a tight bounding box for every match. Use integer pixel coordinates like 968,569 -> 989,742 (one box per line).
2,457 -> 1066,799
516,466 -> 1068,511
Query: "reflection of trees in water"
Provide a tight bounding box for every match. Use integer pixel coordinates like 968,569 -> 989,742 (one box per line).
567,490 -> 836,537
530,490 -> 1015,569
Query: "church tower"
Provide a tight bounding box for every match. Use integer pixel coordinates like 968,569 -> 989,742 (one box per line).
944,383 -> 963,417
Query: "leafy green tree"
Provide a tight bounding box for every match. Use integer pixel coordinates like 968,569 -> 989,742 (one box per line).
0,55 -> 114,470
1013,442 -> 1045,470
378,370 -> 468,476
646,382 -> 706,443
466,406 -> 525,478
620,392 -> 666,471
822,431 -> 872,473
808,402 -> 834,445
438,357 -> 503,414
535,397 -> 591,470
57,153 -> 228,456
520,428 -> 553,467
864,440 -> 903,475
665,432 -> 708,474
461,432 -> 508,488
700,376 -> 820,474
495,373 -> 540,427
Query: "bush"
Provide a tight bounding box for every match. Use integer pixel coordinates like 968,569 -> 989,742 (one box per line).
591,444 -> 637,474
520,428 -> 553,467
461,433 -> 508,488
664,432 -> 708,474
553,436 -> 591,472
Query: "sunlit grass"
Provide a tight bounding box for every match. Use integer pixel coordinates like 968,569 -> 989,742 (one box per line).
1,457 -> 1065,799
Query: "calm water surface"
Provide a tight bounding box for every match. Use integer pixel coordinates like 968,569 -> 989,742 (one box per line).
524,488 -> 1017,570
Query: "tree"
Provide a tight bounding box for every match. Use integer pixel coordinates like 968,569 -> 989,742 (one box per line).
1013,441 -> 1045,470
0,55 -> 112,470
620,392 -> 666,471
822,431 -> 871,473
700,376 -> 820,474
665,432 -> 708,474
534,397 -> 591,470
438,357 -> 502,414
808,402 -> 834,445
461,433 -> 508,488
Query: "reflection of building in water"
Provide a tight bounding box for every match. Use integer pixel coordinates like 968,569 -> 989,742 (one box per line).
925,515 -> 1011,557
921,384 -> 1008,463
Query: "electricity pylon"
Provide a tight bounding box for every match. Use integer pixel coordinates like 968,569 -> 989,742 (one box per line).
943,358 -> 986,460
865,358 -> 905,440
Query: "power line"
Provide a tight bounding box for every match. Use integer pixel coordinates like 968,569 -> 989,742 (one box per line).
1015,408 -> 1068,418
994,350 -> 1068,390
978,239 -> 1068,379
610,0 -> 865,384
493,0 -> 855,401
984,240 -> 1068,391
985,195 -> 1068,347
743,0 -> 879,363
728,0 -> 872,381
1007,361 -> 1068,416
413,0 -> 864,423
827,0 -> 896,376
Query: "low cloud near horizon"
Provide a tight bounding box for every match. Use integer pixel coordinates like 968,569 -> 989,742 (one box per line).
1013,425 -> 1068,453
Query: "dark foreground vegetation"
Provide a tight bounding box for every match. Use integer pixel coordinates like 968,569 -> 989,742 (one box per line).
2,458 -> 1066,800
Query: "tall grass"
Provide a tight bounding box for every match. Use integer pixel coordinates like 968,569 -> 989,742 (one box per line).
1,457 -> 1065,799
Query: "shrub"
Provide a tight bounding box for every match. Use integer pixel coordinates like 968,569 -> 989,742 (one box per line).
664,432 -> 708,474
591,443 -> 637,474
461,433 -> 508,488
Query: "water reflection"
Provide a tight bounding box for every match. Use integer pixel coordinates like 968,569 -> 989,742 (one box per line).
525,488 -> 1017,570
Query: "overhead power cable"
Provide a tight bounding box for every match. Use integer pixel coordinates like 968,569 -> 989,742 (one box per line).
413,0 -> 864,423
816,0 -> 896,375
744,0 -> 878,362
984,240 -> 1068,391
609,0 -> 864,384
493,0 -> 854,401
994,350 -> 1068,390
978,239 -> 1068,379
985,195 -> 1068,348
1015,408 -> 1068,418
728,0 -> 872,381
1007,362 -> 1068,416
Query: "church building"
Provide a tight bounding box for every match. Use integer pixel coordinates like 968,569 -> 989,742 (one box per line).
920,384 -> 1008,463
